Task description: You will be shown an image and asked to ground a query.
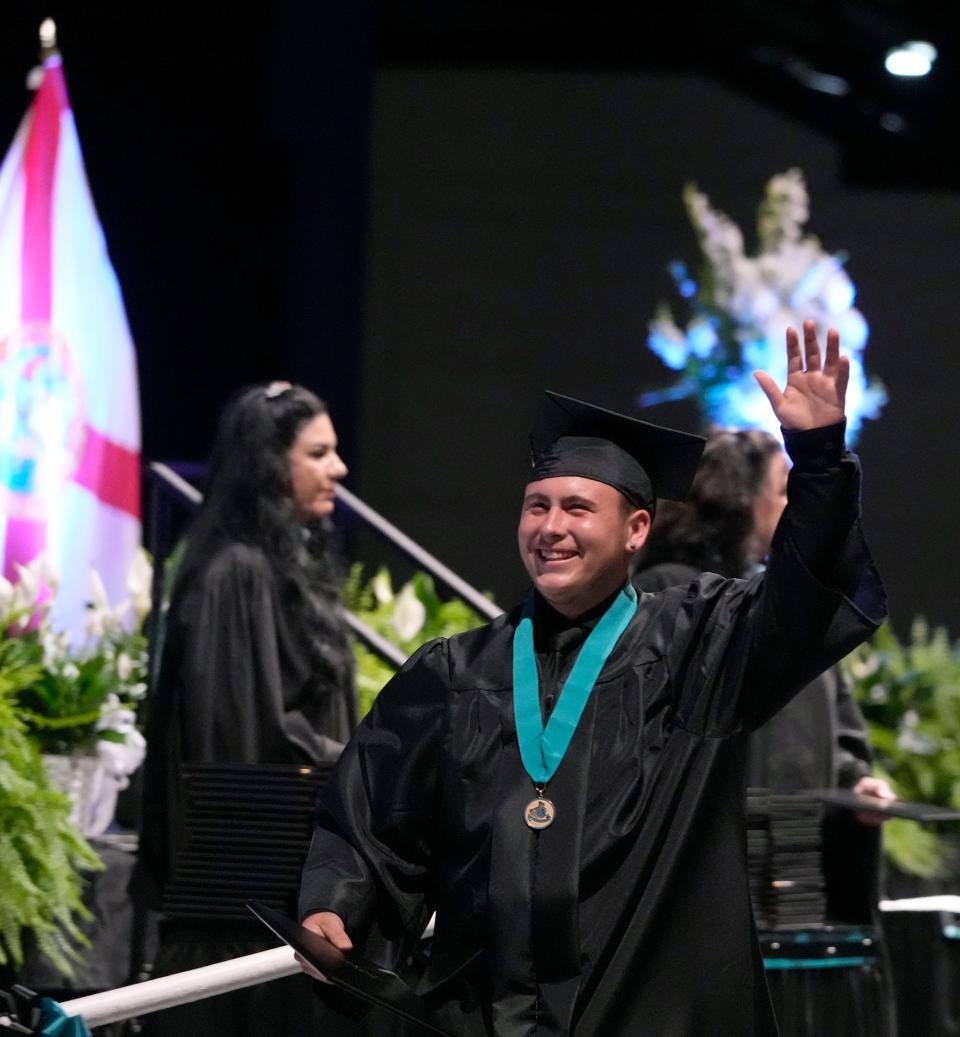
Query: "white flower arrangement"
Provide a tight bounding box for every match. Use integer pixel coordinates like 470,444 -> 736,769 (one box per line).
642,169 -> 886,441
0,550 -> 150,757
341,564 -> 487,717
1,551 -> 151,836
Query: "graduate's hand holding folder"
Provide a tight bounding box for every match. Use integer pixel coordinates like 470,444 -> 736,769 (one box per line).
298,910 -> 352,982
812,788 -> 960,823
246,901 -> 460,1036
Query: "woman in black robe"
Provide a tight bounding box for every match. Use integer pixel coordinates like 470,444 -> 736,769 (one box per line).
136,382 -> 357,1035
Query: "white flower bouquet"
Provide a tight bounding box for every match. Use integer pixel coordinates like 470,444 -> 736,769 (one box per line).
0,551 -> 150,835
643,168 -> 886,440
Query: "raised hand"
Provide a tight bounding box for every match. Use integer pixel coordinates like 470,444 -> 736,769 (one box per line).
754,320 -> 849,431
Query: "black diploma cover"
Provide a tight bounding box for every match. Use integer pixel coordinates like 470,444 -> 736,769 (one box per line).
246,901 -> 460,1036
811,789 -> 960,822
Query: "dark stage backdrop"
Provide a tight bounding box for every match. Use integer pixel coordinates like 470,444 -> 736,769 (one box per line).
0,5 -> 376,470
0,16 -> 956,636
357,68 -> 960,635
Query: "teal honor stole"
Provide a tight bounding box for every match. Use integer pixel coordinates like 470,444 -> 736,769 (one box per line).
512,583 -> 638,829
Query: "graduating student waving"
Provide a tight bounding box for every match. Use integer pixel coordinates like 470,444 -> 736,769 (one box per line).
299,322 -> 885,1037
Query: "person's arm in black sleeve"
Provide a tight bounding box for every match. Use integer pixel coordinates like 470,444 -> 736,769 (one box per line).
744,324 -> 885,722
298,638 -> 448,968
831,666 -> 873,789
667,323 -> 886,737
779,422 -> 853,575
746,323 -> 886,719
778,422 -> 883,624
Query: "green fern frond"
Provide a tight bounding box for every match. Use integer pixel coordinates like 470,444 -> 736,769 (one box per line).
0,680 -> 102,975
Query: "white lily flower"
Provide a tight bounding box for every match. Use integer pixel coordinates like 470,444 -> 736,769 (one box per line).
391,582 -> 426,642
13,560 -> 42,608
0,574 -> 13,615
758,168 -> 809,249
36,552 -> 60,594
96,722 -> 147,778
127,548 -> 153,621
848,654 -> 880,680
897,729 -> 935,756
372,568 -> 394,605
114,599 -> 134,629
728,261 -> 779,326
684,183 -> 744,299
96,692 -> 122,720
89,568 -> 111,612
41,630 -> 68,668
85,607 -> 106,640
85,567 -> 118,639
116,652 -> 134,681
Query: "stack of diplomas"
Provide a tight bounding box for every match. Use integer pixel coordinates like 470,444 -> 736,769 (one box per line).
747,790 -> 827,929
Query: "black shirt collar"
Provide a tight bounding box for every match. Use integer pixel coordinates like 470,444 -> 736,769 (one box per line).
532,587 -> 621,653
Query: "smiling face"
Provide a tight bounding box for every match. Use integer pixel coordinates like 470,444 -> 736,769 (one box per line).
288,412 -> 348,520
517,476 -> 651,618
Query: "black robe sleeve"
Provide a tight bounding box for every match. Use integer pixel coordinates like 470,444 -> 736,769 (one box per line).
832,666 -> 873,788
661,423 -> 885,735
298,639 -> 449,961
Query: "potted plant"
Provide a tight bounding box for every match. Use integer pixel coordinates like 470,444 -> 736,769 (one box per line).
1,553 -> 150,838
0,630 -> 101,976
842,618 -> 960,879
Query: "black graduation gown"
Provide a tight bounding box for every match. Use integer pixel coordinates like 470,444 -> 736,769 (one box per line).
299,430 -> 886,1037
134,542 -> 356,1037
635,561 -> 881,927
140,540 -> 356,900
635,561 -> 873,792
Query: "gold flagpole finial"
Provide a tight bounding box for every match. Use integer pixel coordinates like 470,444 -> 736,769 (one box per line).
39,17 -> 58,58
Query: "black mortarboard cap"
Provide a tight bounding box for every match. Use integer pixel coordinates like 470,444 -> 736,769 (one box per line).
529,391 -> 706,508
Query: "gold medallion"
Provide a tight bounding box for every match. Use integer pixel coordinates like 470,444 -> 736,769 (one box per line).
524,796 -> 555,829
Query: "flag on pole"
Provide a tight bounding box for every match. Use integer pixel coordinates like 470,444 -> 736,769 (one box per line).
0,51 -> 141,635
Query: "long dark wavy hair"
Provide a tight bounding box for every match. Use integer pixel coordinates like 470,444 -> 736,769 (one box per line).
171,384 -> 352,691
637,427 -> 782,578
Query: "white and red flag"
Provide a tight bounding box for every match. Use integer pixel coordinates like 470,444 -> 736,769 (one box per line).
0,52 -> 141,634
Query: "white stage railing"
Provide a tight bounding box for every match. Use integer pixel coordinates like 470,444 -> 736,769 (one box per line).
59,947 -> 300,1028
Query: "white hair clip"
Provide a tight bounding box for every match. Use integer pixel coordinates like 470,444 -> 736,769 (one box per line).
264,380 -> 293,399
